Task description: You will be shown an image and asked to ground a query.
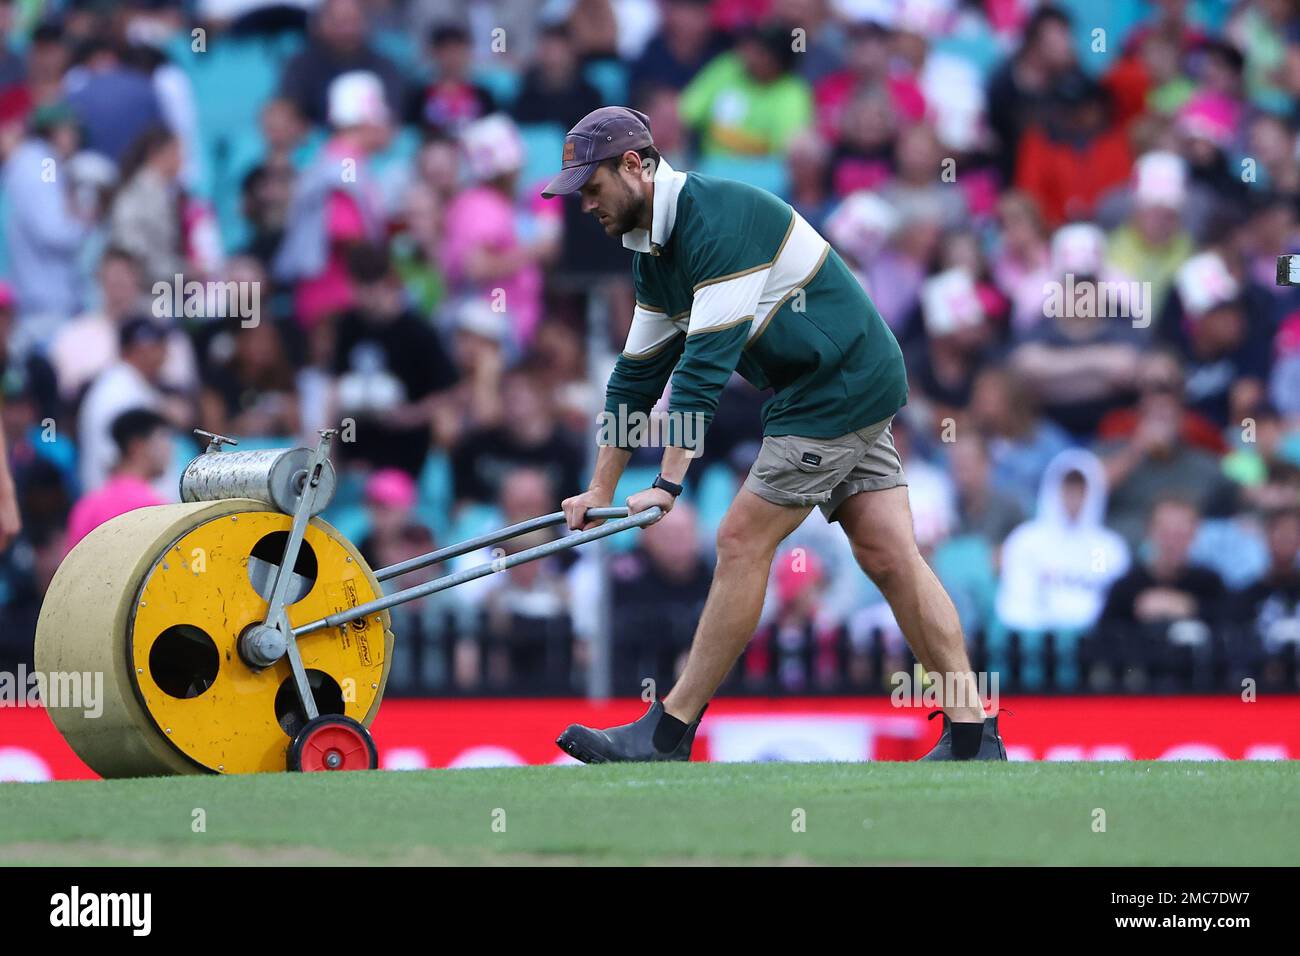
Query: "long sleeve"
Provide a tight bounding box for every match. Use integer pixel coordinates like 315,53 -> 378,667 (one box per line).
601,301 -> 685,450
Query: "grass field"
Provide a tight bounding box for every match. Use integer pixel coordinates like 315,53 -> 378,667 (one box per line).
1,761 -> 1296,865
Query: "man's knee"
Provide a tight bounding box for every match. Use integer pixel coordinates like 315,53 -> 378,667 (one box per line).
851,538 -> 918,590
715,518 -> 764,566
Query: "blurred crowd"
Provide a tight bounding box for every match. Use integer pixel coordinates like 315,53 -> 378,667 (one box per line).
0,0 -> 1299,698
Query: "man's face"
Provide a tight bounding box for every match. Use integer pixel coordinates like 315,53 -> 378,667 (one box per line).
143,428 -> 173,479
1151,503 -> 1197,565
578,157 -> 647,238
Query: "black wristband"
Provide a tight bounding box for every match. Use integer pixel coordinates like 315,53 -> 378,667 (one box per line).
652,474 -> 684,497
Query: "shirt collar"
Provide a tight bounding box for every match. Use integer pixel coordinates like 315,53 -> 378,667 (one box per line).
622,157 -> 686,256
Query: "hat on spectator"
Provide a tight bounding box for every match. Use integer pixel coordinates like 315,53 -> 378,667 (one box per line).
921,268 -> 985,337
29,100 -> 78,137
1133,151 -> 1187,209
455,297 -> 509,342
824,191 -> 900,264
366,468 -> 418,509
1178,92 -> 1239,150
1051,222 -> 1106,276
328,71 -> 389,129
460,113 -> 525,183
1176,251 -> 1240,316
540,106 -> 654,198
774,547 -> 825,605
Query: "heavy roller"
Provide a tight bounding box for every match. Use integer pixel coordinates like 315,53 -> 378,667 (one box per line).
36,428 -> 658,777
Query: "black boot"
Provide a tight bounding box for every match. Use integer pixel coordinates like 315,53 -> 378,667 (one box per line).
919,711 -> 1007,761
557,701 -> 706,764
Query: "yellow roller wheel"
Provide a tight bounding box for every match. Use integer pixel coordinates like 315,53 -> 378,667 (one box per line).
35,499 -> 393,777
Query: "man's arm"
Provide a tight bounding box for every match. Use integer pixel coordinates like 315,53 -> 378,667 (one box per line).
563,303 -> 684,529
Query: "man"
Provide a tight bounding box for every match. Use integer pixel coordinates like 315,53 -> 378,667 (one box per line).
77,316 -> 187,494
543,106 -> 1004,762
64,408 -> 169,553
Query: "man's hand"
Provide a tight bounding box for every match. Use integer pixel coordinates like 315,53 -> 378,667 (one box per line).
0,483 -> 20,552
563,488 -> 613,531
626,486 -> 674,523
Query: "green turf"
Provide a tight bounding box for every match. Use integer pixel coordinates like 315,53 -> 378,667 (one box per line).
1,762 -> 1296,865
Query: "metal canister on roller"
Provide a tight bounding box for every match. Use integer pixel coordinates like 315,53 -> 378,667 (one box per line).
179,447 -> 337,516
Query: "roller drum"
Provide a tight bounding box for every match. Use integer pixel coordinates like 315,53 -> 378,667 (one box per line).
179,448 -> 336,515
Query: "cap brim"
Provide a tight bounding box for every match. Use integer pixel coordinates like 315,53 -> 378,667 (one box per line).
540,162 -> 597,199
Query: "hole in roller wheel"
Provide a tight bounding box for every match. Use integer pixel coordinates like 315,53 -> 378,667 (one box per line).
275,670 -> 345,737
149,625 -> 220,699
247,531 -> 318,605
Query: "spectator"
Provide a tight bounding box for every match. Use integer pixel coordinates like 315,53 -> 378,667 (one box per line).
357,467 -> 422,566
881,121 -> 967,232
475,468 -> 574,690
2,101 -> 90,336
1157,251 -> 1272,428
63,408 -> 169,553
108,126 -> 187,287
77,317 -> 187,494
1095,496 -> 1227,688
947,433 -> 1026,547
679,20 -> 813,157
1014,74 -> 1133,227
968,366 -> 1073,506
609,500 -> 712,693
440,113 -> 554,350
991,191 -> 1053,334
198,311 -> 301,442
511,22 -> 603,128
815,19 -> 925,147
1096,348 -> 1227,456
629,0 -> 725,99
273,70 -> 391,332
450,367 -> 585,508
1009,223 -> 1144,438
1098,371 -> 1236,549
330,242 -> 459,476
746,545 -> 837,692
985,4 -> 1084,182
279,0 -> 406,126
1233,506 -> 1300,688
1106,152 -> 1196,315
240,158 -> 295,265
412,22 -> 496,134
997,448 -> 1131,636
62,38 -> 163,164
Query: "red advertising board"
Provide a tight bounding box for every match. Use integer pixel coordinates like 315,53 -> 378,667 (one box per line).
1,696 -> 1295,780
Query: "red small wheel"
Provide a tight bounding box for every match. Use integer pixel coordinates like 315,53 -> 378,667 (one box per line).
288,715 -> 378,772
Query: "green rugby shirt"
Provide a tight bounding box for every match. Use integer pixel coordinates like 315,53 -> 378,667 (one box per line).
604,158 -> 908,452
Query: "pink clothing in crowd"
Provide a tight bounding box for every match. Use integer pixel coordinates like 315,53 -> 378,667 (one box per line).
295,139 -> 383,329
64,475 -> 164,555
441,185 -> 542,347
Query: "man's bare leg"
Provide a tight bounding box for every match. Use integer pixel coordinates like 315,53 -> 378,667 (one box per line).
834,486 -> 985,722
661,489 -> 811,723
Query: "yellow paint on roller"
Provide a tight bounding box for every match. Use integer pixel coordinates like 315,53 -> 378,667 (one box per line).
35,499 -> 394,777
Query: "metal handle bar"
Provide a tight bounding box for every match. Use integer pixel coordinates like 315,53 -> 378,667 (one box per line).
293,507 -> 662,638
373,507 -> 636,582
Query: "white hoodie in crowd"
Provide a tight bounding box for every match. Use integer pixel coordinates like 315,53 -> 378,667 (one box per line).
996,448 -> 1131,633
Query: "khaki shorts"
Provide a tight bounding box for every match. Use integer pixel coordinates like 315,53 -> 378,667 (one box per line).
742,415 -> 907,522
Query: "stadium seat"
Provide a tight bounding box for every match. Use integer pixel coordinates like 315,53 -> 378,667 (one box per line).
583,60 -> 629,106
517,123 -> 566,199
473,67 -> 521,111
